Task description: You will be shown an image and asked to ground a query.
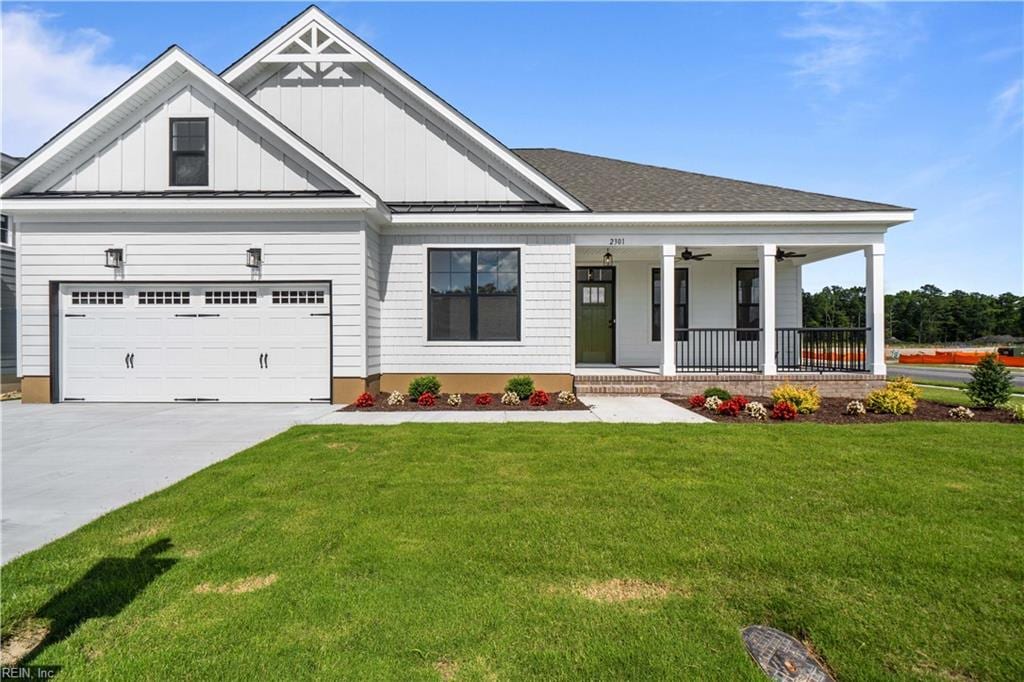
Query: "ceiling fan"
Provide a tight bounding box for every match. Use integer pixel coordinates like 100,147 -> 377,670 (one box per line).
678,248 -> 712,262
775,248 -> 807,262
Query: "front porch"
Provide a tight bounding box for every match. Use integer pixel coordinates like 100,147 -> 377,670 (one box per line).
572,242 -> 886,391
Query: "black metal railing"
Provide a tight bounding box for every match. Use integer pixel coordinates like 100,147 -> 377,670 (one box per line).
776,327 -> 868,373
675,328 -> 762,373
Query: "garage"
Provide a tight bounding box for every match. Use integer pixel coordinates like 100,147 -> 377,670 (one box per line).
59,282 -> 331,402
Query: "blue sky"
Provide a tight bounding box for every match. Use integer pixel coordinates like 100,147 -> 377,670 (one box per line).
2,2 -> 1021,295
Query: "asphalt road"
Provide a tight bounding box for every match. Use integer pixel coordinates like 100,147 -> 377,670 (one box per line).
888,363 -> 1024,388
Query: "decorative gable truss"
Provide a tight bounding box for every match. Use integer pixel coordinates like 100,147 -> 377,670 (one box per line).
262,21 -> 366,65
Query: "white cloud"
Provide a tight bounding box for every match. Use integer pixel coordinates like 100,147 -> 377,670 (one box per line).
1,10 -> 136,156
992,79 -> 1023,134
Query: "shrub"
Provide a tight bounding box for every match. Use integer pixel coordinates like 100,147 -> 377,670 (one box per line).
717,399 -> 742,416
529,390 -> 550,407
770,383 -> 821,414
703,396 -> 723,412
417,392 -> 436,407
844,400 -> 866,416
688,394 -> 706,409
1009,403 -> 1024,422
354,392 -> 375,408
732,395 -> 749,410
865,386 -> 916,415
887,376 -> 923,400
770,400 -> 798,420
703,387 -> 731,401
964,354 -> 1013,408
948,406 -> 975,421
408,375 -> 441,400
556,391 -> 577,405
385,391 -> 406,406
474,393 -> 493,406
505,375 -> 535,399
501,390 -> 521,406
745,401 -> 768,421
447,393 -> 462,407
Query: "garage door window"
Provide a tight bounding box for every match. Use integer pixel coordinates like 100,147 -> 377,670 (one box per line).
139,291 -> 190,305
206,290 -> 257,305
272,290 -> 325,304
71,291 -> 123,305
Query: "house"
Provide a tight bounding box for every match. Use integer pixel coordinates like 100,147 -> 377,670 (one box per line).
1,152 -> 22,392
0,6 -> 913,404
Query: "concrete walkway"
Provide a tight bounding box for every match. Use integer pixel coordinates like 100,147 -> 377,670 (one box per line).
311,396 -> 711,425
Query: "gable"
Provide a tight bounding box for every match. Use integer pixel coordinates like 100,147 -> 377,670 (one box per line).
223,8 -> 586,210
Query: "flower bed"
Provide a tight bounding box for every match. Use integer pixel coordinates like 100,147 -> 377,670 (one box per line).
342,391 -> 588,412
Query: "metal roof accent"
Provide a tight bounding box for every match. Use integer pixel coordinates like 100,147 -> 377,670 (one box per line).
388,201 -> 569,214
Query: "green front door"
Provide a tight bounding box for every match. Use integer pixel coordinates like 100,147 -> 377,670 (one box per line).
576,267 -> 615,364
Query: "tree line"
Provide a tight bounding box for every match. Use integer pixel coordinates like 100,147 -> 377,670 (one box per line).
802,285 -> 1024,343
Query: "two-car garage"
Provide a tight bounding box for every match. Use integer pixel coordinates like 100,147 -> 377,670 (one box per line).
58,282 -> 331,402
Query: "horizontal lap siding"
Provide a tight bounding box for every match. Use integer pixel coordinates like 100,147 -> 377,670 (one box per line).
380,233 -> 573,374
365,226 -> 381,375
1,249 -> 16,377
17,221 -> 366,377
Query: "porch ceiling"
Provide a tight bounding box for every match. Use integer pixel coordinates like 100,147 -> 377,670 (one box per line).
577,244 -> 865,264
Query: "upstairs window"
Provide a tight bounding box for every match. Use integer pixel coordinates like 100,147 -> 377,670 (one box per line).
0,215 -> 9,246
428,248 -> 520,341
169,118 -> 208,186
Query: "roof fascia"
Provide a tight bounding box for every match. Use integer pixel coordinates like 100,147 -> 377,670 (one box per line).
2,196 -> 372,214
221,6 -> 588,212
387,210 -> 916,226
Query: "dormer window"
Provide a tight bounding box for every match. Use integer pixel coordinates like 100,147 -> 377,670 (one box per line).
169,118 -> 208,186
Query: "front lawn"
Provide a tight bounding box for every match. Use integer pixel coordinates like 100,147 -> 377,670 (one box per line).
3,424 -> 1022,680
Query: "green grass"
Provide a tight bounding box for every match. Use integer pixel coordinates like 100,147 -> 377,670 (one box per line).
916,385 -> 1024,408
3,424 -> 1022,680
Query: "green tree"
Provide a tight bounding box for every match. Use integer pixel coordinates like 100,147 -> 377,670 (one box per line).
964,354 -> 1014,408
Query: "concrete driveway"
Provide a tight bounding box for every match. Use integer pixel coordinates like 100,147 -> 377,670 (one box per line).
1,401 -> 334,563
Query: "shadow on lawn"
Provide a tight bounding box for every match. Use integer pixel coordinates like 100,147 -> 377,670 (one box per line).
18,539 -> 177,666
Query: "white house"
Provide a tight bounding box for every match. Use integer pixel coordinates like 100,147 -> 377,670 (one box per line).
0,6 -> 913,404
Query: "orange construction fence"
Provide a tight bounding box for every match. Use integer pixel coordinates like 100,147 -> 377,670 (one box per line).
899,351 -> 1024,368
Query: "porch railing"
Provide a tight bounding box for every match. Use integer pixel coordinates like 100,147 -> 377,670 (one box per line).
776,327 -> 868,373
675,328 -> 762,373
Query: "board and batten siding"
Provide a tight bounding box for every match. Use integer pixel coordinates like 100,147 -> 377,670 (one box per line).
379,234 -> 573,374
247,65 -> 543,203
36,78 -> 333,194
16,221 -> 367,378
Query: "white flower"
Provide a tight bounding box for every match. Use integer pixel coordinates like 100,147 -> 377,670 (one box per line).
703,396 -> 722,411
948,406 -> 974,421
447,393 -> 462,407
556,391 -> 577,405
386,391 -> 406,406
845,400 -> 866,416
745,401 -> 768,420
500,391 -> 521,406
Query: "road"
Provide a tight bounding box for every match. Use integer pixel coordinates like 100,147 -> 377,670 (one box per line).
888,363 -> 1024,388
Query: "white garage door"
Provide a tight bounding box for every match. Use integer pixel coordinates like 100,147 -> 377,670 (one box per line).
60,283 -> 331,402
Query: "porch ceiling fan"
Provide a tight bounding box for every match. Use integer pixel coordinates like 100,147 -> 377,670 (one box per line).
775,248 -> 807,262
678,248 -> 712,262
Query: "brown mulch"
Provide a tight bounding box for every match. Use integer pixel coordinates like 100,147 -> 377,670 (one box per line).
341,392 -> 588,412
666,396 -> 1019,424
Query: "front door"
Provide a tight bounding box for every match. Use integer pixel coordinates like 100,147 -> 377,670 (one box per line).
576,267 -> 615,364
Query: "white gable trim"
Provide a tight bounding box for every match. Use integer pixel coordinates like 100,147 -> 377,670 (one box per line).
222,7 -> 588,212
1,46 -> 382,209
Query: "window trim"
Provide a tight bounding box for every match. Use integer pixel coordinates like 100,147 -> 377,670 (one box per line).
426,247 -> 522,343
736,267 -> 760,342
652,267 -> 688,342
169,117 -> 209,187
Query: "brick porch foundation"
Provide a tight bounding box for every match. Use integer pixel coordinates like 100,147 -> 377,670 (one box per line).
574,373 -> 886,397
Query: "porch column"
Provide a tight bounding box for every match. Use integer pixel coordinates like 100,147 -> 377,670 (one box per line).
661,244 -> 676,376
865,243 -> 886,376
759,244 -> 777,375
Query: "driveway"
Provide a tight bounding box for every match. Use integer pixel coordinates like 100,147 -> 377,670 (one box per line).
1,401 -> 334,563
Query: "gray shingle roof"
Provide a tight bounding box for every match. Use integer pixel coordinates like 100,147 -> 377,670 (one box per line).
514,148 -> 909,213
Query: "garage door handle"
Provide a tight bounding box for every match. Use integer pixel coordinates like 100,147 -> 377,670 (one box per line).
259,353 -> 265,368
129,353 -> 135,369
125,353 -> 130,369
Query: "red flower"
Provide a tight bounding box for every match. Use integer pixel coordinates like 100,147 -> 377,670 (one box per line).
354,392 -> 375,408
770,400 -> 797,420
417,392 -> 436,407
717,399 -> 741,416
688,394 -> 706,408
529,390 -> 550,406
733,395 -> 749,410
474,393 -> 493,406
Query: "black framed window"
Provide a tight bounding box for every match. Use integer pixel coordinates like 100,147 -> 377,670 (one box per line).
0,215 -> 9,246
736,267 -> 760,341
429,248 -> 520,341
169,118 -> 208,186
652,268 -> 688,342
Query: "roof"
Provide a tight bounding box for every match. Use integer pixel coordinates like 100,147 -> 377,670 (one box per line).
1,153 -> 23,177
514,148 -> 910,213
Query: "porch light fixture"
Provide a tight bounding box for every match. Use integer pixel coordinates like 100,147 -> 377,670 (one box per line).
603,250 -> 613,266
246,247 -> 263,268
104,247 -> 124,269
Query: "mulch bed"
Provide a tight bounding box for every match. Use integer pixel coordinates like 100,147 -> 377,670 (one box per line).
665,396 -> 1019,424
340,392 -> 589,412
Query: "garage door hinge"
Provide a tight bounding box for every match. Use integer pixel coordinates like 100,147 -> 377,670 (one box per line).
174,397 -> 221,402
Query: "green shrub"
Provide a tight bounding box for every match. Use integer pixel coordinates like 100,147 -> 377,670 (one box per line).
865,385 -> 916,415
505,375 -> 535,399
770,383 -> 821,414
887,376 -> 923,400
1009,403 -> 1024,422
408,375 -> 441,399
964,354 -> 1013,408
702,387 -> 732,400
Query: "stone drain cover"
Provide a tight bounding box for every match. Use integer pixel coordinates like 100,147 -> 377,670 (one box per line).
741,625 -> 835,682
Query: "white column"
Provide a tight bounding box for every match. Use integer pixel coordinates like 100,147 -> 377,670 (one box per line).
661,244 -> 676,376
865,243 -> 886,376
759,244 -> 777,375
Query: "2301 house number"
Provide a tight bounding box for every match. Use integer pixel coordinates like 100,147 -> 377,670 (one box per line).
608,238 -> 625,246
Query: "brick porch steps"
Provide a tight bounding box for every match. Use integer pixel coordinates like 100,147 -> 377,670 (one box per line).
574,373 -> 886,397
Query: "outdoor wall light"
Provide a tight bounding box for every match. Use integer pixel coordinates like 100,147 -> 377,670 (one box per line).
603,250 -> 613,266
104,247 -> 124,268
246,247 -> 263,268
